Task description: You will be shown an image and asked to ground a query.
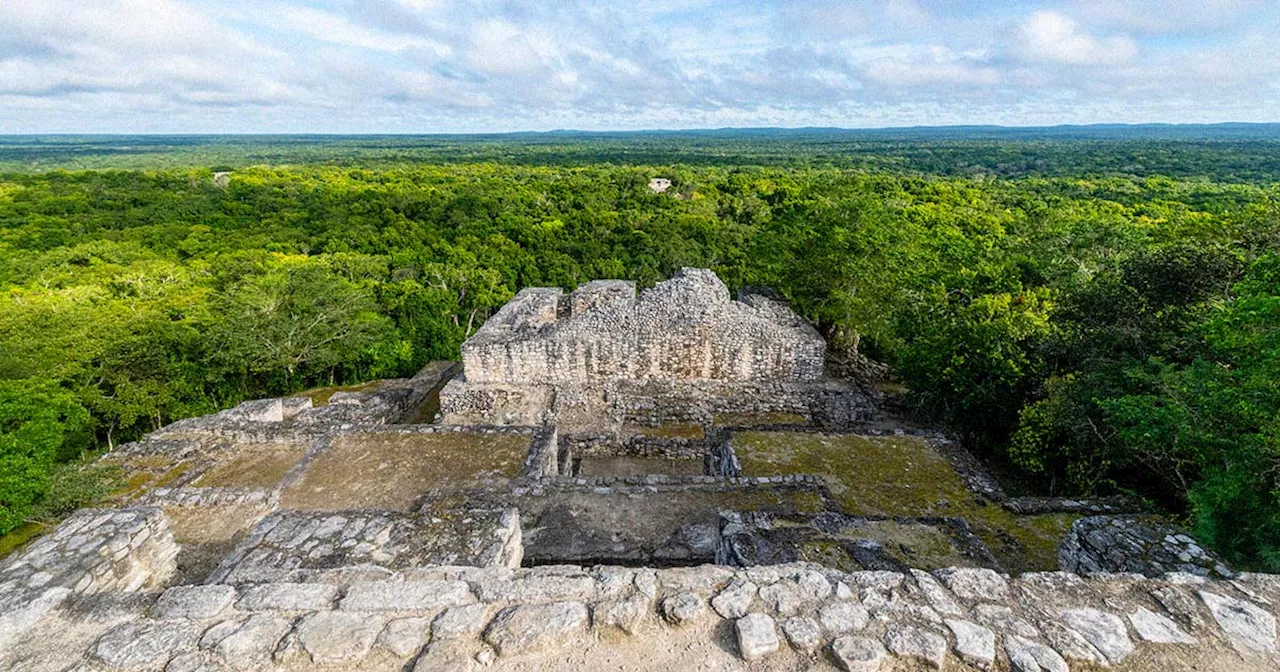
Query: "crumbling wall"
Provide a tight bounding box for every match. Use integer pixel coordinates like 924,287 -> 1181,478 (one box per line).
461,269 -> 826,384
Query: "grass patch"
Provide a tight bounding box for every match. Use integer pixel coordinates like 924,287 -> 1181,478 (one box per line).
293,380 -> 384,407
193,443 -> 306,488
281,431 -> 531,510
733,431 -> 1076,572
0,522 -> 47,559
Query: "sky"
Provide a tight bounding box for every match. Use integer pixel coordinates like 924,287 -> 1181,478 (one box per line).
2,0 -> 1279,133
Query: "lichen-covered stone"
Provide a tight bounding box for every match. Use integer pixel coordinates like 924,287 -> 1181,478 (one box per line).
661,592 -> 707,626
1129,606 -> 1195,644
883,624 -> 947,669
295,611 -> 383,665
946,618 -> 995,670
734,613 -> 779,661
89,620 -> 198,670
711,579 -> 757,620
483,602 -> 589,657
1199,591 -> 1277,654
1005,635 -> 1068,672
780,616 -> 821,652
1059,607 -> 1134,663
830,635 -> 887,672
1059,516 -> 1231,578
152,585 -> 236,620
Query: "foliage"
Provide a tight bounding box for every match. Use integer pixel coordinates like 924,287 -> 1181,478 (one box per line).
0,379 -> 91,532
1,139 -> 1279,566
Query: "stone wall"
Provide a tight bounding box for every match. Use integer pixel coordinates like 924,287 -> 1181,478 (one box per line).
16,560 -> 1280,670
461,269 -> 826,384
0,507 -> 177,652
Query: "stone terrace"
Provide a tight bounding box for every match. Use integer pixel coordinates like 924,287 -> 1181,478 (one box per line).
0,269 -> 1275,671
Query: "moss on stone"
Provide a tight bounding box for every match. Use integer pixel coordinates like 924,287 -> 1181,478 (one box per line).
732,431 -> 1076,572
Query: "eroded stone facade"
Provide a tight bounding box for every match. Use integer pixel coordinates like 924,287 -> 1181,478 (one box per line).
441,268 -> 870,427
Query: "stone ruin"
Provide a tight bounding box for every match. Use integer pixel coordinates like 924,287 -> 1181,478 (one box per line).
440,268 -> 866,428
0,269 -> 1276,671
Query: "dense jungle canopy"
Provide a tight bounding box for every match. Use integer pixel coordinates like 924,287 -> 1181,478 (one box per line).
1,130 -> 1278,569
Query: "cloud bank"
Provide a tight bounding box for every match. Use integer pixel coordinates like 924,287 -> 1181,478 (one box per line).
1,0 -> 1277,132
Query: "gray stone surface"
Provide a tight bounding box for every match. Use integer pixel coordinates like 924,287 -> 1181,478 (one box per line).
883,624 -> 947,669
483,602 -> 589,657
1059,516 -> 1231,578
830,635 -> 887,672
88,620 -> 198,670
946,618 -> 995,670
818,602 -> 870,633
734,613 -> 779,661
339,579 -> 474,612
711,579 -> 758,620
209,614 -> 294,669
1129,606 -> 1196,644
379,617 -> 433,658
1006,634 -> 1069,672
1060,607 -> 1135,663
780,616 -> 821,652
432,604 -> 492,640
1200,591 -> 1278,654
236,583 -> 338,611
152,585 -> 236,620
661,591 -> 707,626
295,611 -> 383,665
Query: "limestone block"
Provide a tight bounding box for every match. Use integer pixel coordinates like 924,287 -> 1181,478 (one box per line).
483,602 -> 589,657
711,579 -> 758,619
661,592 -> 707,626
295,611 -> 383,665
1199,591 -> 1278,654
781,616 -> 822,652
210,614 -> 294,669
945,618 -> 996,670
830,635 -> 887,672
431,604 -> 491,640
734,613 -> 779,661
818,602 -> 870,633
1059,607 -> 1134,663
236,583 -> 339,611
1129,606 -> 1196,644
379,617 -> 434,658
1005,635 -> 1068,672
88,620 -> 199,670
883,624 -> 947,669
932,567 -> 1009,602
152,585 -> 236,620
339,579 -> 474,612
591,594 -> 649,635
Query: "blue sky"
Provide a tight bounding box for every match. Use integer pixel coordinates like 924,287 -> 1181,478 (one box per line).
2,0 -> 1278,133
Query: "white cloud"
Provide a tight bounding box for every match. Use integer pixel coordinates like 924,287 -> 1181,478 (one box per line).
1072,0 -> 1260,34
1014,10 -> 1138,66
0,1 -> 1277,132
